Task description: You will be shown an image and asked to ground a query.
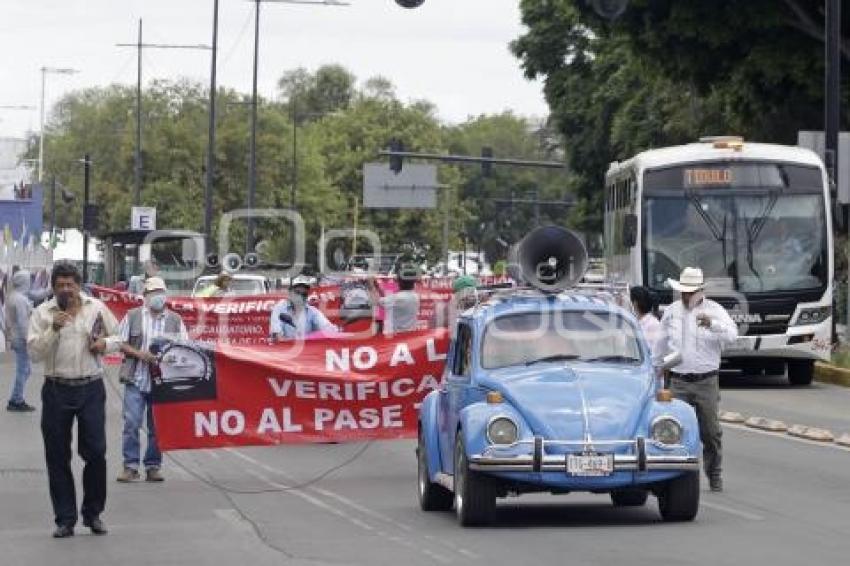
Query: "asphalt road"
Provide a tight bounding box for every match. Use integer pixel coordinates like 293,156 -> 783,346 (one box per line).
2,359 -> 849,566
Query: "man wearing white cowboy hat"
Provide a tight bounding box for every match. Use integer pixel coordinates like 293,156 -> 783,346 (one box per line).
656,267 -> 737,492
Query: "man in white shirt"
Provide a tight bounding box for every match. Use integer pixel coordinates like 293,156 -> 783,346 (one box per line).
28,262 -> 121,538
368,267 -> 421,335
656,267 -> 737,492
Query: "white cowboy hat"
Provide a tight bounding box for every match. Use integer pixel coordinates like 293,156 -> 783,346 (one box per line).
667,267 -> 704,293
143,276 -> 167,294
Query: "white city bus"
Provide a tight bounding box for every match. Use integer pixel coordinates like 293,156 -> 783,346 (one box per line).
605,137 -> 833,385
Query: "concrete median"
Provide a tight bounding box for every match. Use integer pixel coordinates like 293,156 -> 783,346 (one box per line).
814,362 -> 850,387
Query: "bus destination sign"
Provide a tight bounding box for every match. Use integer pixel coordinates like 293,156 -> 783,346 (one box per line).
684,168 -> 733,187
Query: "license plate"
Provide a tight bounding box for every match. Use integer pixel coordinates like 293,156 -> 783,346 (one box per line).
566,454 -> 614,476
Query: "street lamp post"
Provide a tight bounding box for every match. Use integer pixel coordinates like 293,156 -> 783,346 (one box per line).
245,0 -> 349,255
39,67 -> 79,182
117,22 -> 210,207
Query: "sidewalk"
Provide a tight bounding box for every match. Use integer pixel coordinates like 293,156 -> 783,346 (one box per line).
0,354 -> 285,566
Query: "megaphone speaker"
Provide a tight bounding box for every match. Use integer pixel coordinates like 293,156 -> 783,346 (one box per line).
513,225 -> 588,293
222,253 -> 242,273
206,253 -> 220,269
244,252 -> 259,268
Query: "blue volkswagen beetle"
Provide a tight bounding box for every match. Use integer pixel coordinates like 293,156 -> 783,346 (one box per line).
416,227 -> 702,526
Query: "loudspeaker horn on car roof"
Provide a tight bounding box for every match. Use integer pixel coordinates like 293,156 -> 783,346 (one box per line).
512,225 -> 588,293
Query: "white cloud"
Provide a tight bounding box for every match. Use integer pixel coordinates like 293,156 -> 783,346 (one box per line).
0,0 -> 548,137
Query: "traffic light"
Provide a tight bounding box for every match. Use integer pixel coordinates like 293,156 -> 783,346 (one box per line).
389,139 -> 404,174
481,146 -> 493,177
83,204 -> 100,232
395,0 -> 425,7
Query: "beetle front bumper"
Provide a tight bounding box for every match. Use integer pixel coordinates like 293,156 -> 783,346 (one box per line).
468,437 -> 699,473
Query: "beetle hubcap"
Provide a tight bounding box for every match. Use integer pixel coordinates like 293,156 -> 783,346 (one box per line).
417,444 -> 427,497
455,445 -> 464,514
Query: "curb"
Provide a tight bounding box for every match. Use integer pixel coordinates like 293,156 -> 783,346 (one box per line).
744,416 -> 788,432
787,424 -> 834,442
814,362 -> 850,387
724,411 -> 850,449
719,411 -> 746,424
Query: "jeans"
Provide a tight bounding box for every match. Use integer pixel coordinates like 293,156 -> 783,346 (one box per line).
122,384 -> 161,470
41,378 -> 107,527
9,340 -> 31,404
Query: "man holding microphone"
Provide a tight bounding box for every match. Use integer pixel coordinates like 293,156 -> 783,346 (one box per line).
28,262 -> 120,538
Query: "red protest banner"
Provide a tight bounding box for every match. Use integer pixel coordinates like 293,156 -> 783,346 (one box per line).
91,279 -> 475,344
150,329 -> 450,450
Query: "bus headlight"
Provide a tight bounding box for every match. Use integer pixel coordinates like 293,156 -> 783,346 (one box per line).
793,306 -> 831,326
651,417 -> 683,445
487,417 -> 518,445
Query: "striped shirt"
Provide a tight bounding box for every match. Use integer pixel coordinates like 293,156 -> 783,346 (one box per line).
118,308 -> 189,392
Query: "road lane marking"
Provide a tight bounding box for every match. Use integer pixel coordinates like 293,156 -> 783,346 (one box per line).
700,500 -> 764,521
226,448 -> 459,564
228,447 -> 480,558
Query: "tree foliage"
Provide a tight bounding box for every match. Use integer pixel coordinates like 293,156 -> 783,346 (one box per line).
35,65 -> 564,268
512,0 -> 850,233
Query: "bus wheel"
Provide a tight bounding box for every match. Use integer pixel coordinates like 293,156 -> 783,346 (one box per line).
787,360 -> 814,386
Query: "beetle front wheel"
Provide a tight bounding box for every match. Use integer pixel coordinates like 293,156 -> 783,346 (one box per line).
658,471 -> 700,522
454,433 -> 496,526
417,430 -> 453,511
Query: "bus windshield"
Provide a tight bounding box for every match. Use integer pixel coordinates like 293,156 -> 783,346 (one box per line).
643,165 -> 828,293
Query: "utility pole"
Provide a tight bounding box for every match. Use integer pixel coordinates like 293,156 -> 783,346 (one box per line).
205,0 -> 220,244
135,19 -> 142,205
245,0 -> 350,255
247,0 -> 261,255
82,154 -> 91,284
825,0 -> 841,189
291,99 -> 297,211
117,21 -> 210,207
50,177 -> 56,237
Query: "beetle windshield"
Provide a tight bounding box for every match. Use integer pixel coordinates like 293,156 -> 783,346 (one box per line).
481,310 -> 643,370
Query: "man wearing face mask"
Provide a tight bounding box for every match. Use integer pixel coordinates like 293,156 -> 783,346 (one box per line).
115,277 -> 188,483
656,267 -> 737,492
269,276 -> 336,341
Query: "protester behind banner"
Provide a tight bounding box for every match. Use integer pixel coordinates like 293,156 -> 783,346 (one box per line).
269,276 -> 337,342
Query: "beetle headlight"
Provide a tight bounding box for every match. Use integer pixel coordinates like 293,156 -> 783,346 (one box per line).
651,417 -> 683,445
487,416 -> 518,445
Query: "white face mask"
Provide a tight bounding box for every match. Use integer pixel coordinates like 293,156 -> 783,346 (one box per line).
146,293 -> 167,312
684,291 -> 703,311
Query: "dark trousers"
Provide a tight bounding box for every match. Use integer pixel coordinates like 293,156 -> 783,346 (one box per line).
41,378 -> 107,527
671,375 -> 722,480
